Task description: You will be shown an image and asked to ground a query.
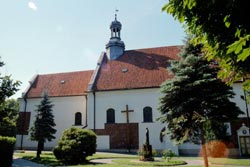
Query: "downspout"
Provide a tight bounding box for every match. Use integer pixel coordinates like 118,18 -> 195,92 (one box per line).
20,97 -> 27,150
93,91 -> 96,132
19,74 -> 37,149
87,52 -> 105,132
82,95 -> 88,129
242,78 -> 250,130
243,86 -> 250,130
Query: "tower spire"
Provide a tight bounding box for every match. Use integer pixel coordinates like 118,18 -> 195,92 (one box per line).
105,10 -> 125,60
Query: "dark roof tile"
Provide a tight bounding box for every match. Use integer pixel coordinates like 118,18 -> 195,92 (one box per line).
26,70 -> 93,98
94,46 -> 181,90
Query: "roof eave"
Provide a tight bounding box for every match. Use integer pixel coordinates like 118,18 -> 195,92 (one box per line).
92,86 -> 160,92
87,52 -> 106,91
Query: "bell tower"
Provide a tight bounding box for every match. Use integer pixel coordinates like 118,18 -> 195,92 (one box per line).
106,11 -> 125,60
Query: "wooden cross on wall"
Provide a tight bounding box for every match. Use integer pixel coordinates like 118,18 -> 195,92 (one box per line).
121,104 -> 134,124
121,104 -> 134,151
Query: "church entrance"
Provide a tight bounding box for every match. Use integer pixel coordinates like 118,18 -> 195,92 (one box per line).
237,124 -> 250,156
95,123 -> 139,150
95,105 -> 139,150
108,123 -> 138,150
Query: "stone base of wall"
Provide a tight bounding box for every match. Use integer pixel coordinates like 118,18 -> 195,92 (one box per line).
179,148 -> 240,157
179,149 -> 200,156
227,148 -> 239,157
96,149 -> 138,154
95,123 -> 139,149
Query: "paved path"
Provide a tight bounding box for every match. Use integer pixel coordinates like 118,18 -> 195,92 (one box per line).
182,159 -> 204,166
90,158 -> 204,166
12,157 -> 47,167
13,156 -> 203,167
12,154 -> 248,167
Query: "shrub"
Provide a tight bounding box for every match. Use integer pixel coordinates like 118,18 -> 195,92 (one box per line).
53,127 -> 96,164
0,136 -> 16,167
206,140 -> 227,157
162,149 -> 176,162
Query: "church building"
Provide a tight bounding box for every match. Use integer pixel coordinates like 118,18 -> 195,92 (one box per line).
16,15 -> 250,156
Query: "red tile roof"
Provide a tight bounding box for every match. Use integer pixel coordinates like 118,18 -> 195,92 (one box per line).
94,46 -> 181,91
26,70 -> 93,98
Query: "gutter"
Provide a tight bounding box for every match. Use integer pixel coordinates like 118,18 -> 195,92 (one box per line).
82,95 -> 88,129
19,74 -> 38,149
87,52 -> 105,132
93,91 -> 96,132
20,98 -> 27,150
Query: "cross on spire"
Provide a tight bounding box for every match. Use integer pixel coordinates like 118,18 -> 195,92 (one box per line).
115,9 -> 119,20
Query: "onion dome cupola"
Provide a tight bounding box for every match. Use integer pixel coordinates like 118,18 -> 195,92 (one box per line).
106,12 -> 125,60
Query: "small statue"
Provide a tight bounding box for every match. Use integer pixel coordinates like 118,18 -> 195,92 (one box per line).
140,127 -> 154,161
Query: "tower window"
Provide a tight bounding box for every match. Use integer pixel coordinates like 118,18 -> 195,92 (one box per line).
143,106 -> 153,122
107,108 -> 115,123
75,112 -> 82,125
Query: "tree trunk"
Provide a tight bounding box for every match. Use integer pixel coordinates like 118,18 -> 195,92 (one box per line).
201,128 -> 209,167
36,141 -> 43,159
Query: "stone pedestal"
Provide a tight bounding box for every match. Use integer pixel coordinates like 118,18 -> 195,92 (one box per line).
141,144 -> 154,161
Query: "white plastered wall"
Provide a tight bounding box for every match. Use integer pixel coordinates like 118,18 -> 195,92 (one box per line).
231,83 -> 250,118
87,88 -> 178,154
16,96 -> 87,150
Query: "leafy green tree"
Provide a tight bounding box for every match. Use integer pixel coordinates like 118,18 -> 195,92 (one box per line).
0,59 -> 20,167
5,99 -> 19,121
163,0 -> 250,89
0,60 -> 21,137
30,93 -> 56,158
158,40 -> 242,167
0,99 -> 20,137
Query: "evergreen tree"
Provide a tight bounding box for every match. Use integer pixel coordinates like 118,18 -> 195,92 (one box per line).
158,40 -> 243,167
30,93 -> 56,158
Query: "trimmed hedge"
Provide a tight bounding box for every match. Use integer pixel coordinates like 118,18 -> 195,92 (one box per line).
0,136 -> 16,167
53,127 -> 96,164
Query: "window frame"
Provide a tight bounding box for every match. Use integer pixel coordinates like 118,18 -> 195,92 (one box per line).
74,112 -> 82,126
106,108 -> 115,124
143,106 -> 153,123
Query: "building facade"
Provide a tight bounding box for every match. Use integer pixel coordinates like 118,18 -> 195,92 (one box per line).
16,16 -> 250,156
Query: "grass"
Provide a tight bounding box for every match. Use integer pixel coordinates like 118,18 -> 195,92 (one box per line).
208,157 -> 250,166
14,151 -> 250,167
14,151 -> 185,166
14,152 -> 64,166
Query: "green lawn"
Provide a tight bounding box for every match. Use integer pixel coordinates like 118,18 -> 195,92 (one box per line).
208,157 -> 250,166
14,151 -> 250,167
14,151 -> 185,167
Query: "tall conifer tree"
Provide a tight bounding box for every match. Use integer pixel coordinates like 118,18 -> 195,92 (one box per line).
158,40 -> 242,167
30,93 -> 56,158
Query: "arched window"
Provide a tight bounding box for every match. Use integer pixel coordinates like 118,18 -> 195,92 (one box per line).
143,107 -> 153,122
107,108 -> 115,123
75,112 -> 82,125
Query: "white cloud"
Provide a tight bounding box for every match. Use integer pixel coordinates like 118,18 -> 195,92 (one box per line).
28,1 -> 38,11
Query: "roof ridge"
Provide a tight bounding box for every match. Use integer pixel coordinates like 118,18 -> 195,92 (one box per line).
125,45 -> 182,52
38,70 -> 94,76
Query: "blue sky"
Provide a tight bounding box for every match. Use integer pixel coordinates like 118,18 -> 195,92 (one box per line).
0,0 -> 185,98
